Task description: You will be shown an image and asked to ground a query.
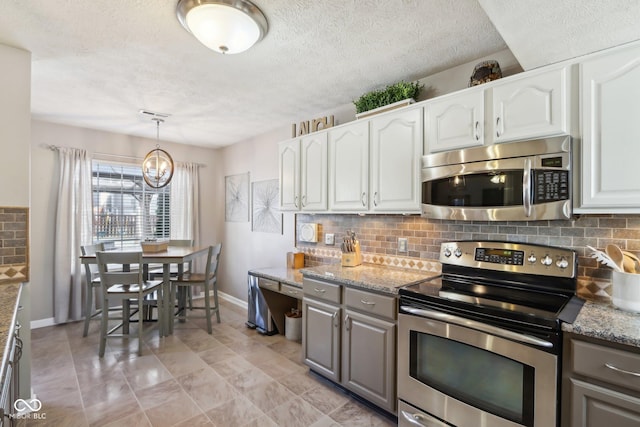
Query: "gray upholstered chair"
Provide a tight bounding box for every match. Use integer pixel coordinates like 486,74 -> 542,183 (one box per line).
81,243 -> 105,337
95,251 -> 163,357
170,244 -> 221,334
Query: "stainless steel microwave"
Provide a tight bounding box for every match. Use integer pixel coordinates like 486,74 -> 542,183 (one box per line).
421,136 -> 572,221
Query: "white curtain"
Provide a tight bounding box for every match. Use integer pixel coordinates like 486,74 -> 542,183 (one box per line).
170,162 -> 200,246
53,147 -> 93,324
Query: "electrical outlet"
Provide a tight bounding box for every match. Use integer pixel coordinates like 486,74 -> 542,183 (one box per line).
325,233 -> 335,245
398,237 -> 408,253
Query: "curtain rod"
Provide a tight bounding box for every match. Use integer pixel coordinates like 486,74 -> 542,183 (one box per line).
46,145 -> 205,167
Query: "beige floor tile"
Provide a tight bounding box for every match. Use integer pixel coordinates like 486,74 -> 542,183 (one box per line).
196,344 -> 239,366
328,401 -> 396,427
80,371 -> 133,409
176,366 -> 237,412
25,409 -> 89,427
309,415 -> 343,427
226,366 -> 272,394
174,413 -> 215,427
133,378 -> 183,411
144,391 -> 204,427
102,411 -> 151,427
242,380 -> 297,413
242,414 -> 280,427
84,393 -> 142,427
207,355 -> 254,378
301,383 -> 350,415
205,395 -> 265,427
266,396 -> 324,427
278,371 -> 324,395
119,354 -> 174,391
31,372 -> 80,402
253,353 -> 307,380
156,349 -> 210,377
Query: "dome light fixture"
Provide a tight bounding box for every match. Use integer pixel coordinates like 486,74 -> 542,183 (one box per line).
143,118 -> 174,189
176,0 -> 268,55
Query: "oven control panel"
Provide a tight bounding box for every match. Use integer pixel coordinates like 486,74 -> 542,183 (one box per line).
440,241 -> 576,278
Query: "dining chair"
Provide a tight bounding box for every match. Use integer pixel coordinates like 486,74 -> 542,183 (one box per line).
96,251 -> 163,357
170,244 -> 222,334
81,243 -> 105,337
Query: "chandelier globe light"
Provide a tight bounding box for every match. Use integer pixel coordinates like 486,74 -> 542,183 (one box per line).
176,0 -> 268,54
143,118 -> 174,189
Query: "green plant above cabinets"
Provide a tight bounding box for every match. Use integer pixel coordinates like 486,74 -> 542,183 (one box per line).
353,81 -> 423,114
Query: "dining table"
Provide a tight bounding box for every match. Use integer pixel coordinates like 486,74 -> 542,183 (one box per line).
80,245 -> 210,337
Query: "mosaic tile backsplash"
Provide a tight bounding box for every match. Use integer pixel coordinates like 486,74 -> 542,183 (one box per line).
0,207 -> 29,284
296,213 -> 640,301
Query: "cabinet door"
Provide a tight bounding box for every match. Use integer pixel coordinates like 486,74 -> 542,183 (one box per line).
342,309 -> 396,413
425,89 -> 484,153
328,121 -> 370,211
302,298 -> 340,382
370,107 -> 422,213
278,139 -> 300,210
300,132 -> 328,211
577,45 -> 640,211
570,378 -> 640,427
492,67 -> 568,143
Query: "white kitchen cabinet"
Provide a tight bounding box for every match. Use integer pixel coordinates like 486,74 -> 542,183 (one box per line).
491,67 -> 569,143
425,88 -> 485,153
328,107 -> 422,213
328,120 -> 370,212
370,107 -> 422,212
576,44 -> 640,212
278,132 -> 327,211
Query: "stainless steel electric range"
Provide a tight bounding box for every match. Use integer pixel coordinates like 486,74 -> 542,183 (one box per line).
398,241 -> 584,427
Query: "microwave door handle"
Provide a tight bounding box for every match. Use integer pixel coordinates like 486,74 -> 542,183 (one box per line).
400,306 -> 553,348
523,158 -> 532,217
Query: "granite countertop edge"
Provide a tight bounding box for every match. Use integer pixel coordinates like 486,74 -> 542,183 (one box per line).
0,283 -> 22,385
562,299 -> 640,349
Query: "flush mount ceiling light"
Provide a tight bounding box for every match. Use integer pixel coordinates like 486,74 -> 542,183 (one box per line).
143,118 -> 174,189
176,0 -> 268,54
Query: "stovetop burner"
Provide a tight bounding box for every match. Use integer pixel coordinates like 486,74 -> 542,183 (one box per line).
400,241 -> 584,331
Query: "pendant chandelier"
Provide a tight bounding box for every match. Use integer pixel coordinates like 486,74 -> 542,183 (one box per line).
176,0 -> 268,55
142,118 -> 174,189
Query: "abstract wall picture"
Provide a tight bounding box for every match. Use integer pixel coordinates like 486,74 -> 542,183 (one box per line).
225,172 -> 250,222
251,179 -> 282,233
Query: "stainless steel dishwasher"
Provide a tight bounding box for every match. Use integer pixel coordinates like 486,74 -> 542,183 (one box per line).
246,274 -> 277,335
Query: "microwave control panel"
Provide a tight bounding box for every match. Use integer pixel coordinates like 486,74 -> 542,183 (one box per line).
532,170 -> 569,203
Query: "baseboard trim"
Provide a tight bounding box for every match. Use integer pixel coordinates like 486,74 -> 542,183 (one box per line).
31,290 -> 248,329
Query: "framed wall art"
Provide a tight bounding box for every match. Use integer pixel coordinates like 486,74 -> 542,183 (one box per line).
225,172 -> 250,222
251,179 -> 282,233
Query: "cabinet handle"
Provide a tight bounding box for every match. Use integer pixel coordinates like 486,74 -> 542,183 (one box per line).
313,288 -> 326,294
360,299 -> 376,306
496,117 -> 501,137
301,195 -> 306,207
294,195 -> 299,209
332,312 -> 338,328
474,121 -> 480,140
605,362 -> 640,377
287,290 -> 298,295
361,192 -> 367,207
373,192 -> 378,207
344,314 -> 350,331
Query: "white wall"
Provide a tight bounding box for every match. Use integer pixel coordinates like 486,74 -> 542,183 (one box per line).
30,120 -> 221,321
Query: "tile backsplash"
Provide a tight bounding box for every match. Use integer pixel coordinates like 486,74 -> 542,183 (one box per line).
296,213 -> 640,301
0,207 -> 29,284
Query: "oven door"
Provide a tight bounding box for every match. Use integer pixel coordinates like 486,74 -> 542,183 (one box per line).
421,155 -> 571,221
398,311 -> 558,427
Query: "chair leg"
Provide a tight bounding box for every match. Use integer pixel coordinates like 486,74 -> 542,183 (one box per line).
212,280 -> 221,323
138,294 -> 143,356
123,300 -> 130,335
83,283 -> 93,337
99,295 -> 108,357
204,283 -> 212,334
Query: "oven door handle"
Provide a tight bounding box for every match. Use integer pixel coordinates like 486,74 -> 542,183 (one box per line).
400,306 -> 554,348
400,409 -> 450,427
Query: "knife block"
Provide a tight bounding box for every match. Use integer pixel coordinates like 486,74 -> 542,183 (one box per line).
341,241 -> 362,267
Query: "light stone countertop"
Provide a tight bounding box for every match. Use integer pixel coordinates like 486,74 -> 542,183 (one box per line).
562,300 -> 640,349
0,283 -> 22,387
299,263 -> 438,295
248,267 -> 303,288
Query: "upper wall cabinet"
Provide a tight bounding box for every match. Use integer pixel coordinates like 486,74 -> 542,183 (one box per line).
369,107 -> 422,212
328,107 -> 422,213
425,87 -> 484,153
328,120 -> 370,212
491,67 -> 569,143
279,132 -> 328,211
576,43 -> 640,212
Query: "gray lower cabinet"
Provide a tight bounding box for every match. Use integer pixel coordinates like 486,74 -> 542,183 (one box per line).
302,277 -> 397,414
563,334 -> 640,427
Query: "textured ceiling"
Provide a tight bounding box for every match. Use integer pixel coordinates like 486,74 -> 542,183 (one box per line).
0,1 -> 638,149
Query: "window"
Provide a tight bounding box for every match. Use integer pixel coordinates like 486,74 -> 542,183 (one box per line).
92,160 -> 170,249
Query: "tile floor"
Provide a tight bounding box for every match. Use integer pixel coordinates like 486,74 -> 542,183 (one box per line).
25,299 -> 397,427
